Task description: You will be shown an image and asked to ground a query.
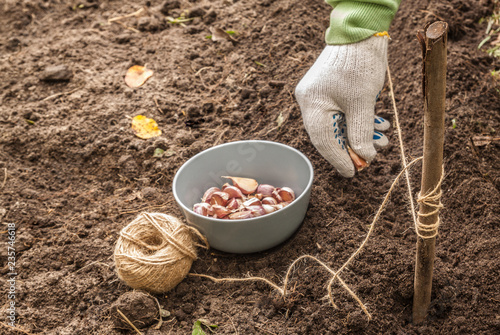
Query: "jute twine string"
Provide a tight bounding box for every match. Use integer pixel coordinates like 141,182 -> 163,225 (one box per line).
191,158 -> 423,321
386,65 -> 444,240
115,212 -> 208,294
191,255 -> 365,314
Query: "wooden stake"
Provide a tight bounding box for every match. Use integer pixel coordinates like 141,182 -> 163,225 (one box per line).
413,21 -> 448,323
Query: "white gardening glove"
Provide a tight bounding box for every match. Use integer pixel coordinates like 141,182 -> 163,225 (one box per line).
295,35 -> 390,178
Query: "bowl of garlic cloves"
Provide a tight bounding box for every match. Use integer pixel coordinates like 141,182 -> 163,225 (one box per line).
173,140 -> 314,253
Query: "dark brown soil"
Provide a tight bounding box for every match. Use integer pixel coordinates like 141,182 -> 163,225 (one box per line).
1,0 -> 499,334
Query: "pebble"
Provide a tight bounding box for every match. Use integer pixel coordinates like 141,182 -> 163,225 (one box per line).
202,102 -> 214,114
118,155 -> 134,166
241,88 -> 254,99
259,85 -> 272,98
111,291 -> 157,329
40,65 -> 73,82
175,130 -> 196,146
141,187 -> 158,199
188,7 -> 206,18
203,10 -> 217,24
160,0 -> 181,15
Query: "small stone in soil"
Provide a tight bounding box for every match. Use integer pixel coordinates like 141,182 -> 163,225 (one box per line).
40,65 -> 73,82
175,130 -> 196,146
141,187 -> 158,199
187,7 -> 206,18
160,0 -> 181,15
111,291 -> 158,329
203,10 -> 217,24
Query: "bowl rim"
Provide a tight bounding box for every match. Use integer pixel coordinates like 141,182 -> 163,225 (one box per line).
172,140 -> 314,224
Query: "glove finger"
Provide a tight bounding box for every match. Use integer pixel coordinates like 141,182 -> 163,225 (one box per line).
330,113 -> 355,177
302,108 -> 355,178
373,130 -> 389,149
374,116 -> 390,132
345,107 -> 377,163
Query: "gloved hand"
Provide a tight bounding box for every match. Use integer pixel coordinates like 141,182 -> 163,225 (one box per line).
295,35 -> 390,178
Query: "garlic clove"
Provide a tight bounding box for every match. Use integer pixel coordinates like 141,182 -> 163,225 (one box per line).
221,183 -> 232,190
253,193 -> 264,200
228,210 -> 254,220
243,197 -> 262,207
272,202 -> 290,211
271,188 -> 283,203
348,147 -> 368,171
226,197 -> 242,210
262,204 -> 276,214
256,184 -> 275,196
261,197 -> 278,205
193,202 -> 213,216
278,187 -> 295,202
221,176 -> 258,195
209,191 -> 229,206
222,186 -> 245,199
212,204 -> 231,218
246,205 -> 266,217
202,186 -> 221,203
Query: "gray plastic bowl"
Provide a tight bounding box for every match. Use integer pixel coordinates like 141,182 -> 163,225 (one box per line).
172,140 -> 314,254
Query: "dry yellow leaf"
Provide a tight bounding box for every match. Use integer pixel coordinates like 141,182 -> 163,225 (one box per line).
125,65 -> 153,88
131,115 -> 162,139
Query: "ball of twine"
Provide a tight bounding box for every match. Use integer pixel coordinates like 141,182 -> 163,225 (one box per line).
114,212 -> 208,294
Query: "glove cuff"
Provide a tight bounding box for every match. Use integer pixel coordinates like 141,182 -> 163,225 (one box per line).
325,0 -> 401,45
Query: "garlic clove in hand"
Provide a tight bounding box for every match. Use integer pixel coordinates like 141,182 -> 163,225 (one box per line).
348,147 -> 368,171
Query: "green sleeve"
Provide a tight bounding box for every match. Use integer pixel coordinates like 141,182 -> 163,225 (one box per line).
325,0 -> 402,45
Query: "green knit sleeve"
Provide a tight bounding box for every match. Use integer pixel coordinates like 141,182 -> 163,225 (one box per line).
325,0 -> 402,45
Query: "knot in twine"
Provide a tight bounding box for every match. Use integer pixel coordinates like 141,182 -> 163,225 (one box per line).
416,169 -> 445,239
114,212 -> 208,294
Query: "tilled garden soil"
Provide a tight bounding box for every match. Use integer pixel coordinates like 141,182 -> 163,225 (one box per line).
1,0 -> 499,334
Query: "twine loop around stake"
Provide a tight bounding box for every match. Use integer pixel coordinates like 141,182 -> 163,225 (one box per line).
416,168 -> 445,239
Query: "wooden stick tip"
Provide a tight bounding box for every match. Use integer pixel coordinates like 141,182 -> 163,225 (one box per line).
426,21 -> 448,39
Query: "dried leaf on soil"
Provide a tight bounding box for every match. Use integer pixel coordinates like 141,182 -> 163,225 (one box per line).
131,115 -> 162,139
124,65 -> 153,88
209,27 -> 236,42
276,111 -> 284,128
472,135 -> 500,147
